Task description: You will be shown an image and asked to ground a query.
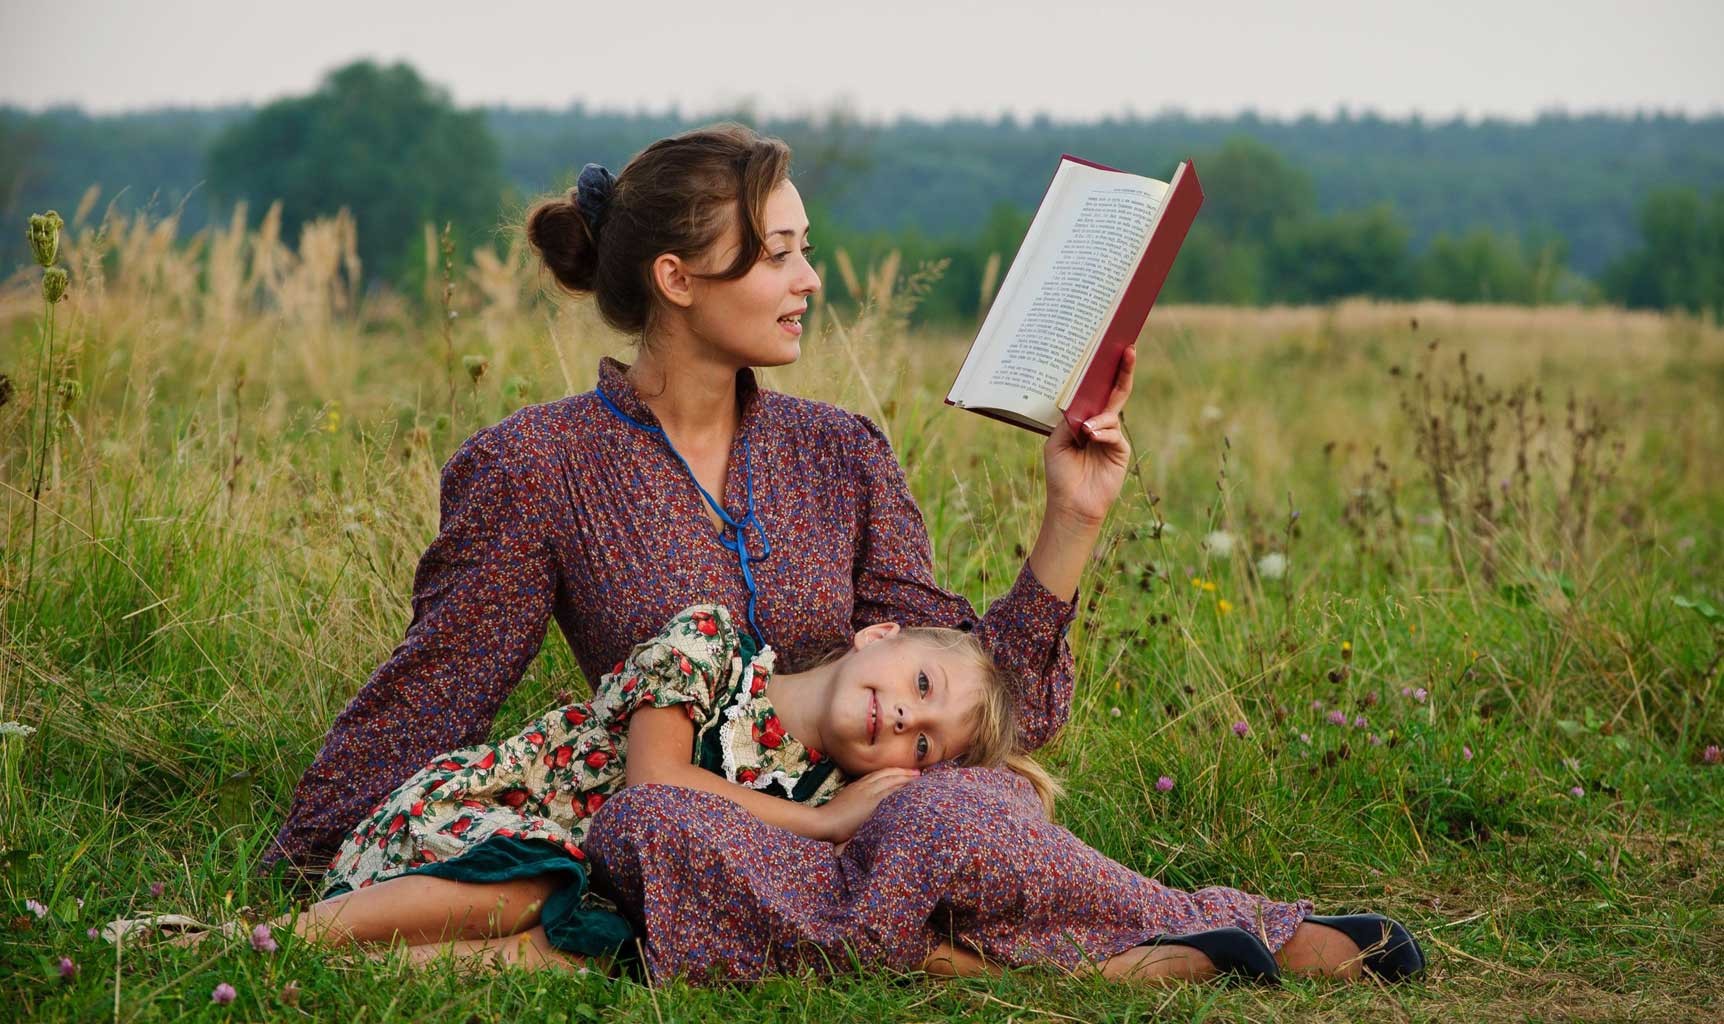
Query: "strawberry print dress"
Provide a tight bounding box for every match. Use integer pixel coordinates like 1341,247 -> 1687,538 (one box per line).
320,604 -> 838,954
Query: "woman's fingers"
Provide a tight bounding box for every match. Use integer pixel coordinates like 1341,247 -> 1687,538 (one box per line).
1101,343 -> 1137,417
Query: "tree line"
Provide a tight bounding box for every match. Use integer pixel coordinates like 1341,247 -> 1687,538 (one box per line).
2,61 -> 1719,321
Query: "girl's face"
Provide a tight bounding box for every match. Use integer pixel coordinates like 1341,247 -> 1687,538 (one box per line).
679,179 -> 821,369
820,626 -> 988,776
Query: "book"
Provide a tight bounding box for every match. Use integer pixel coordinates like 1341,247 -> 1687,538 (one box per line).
945,155 -> 1204,435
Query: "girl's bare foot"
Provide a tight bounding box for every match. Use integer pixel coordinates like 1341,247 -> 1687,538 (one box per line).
389,925 -> 591,974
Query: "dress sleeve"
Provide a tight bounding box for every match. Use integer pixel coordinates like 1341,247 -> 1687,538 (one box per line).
847,414 -> 1080,751
265,427 -> 557,872
601,605 -> 738,727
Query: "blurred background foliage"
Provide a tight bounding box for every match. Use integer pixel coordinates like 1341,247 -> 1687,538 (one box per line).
3,59 -> 1722,322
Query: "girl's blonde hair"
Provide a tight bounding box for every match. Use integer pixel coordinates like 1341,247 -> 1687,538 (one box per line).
816,626 -> 1064,817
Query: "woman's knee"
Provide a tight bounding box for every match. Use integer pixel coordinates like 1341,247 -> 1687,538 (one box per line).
584,784 -> 742,865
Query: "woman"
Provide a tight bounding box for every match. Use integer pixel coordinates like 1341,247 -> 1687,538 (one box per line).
268,124 -> 1420,985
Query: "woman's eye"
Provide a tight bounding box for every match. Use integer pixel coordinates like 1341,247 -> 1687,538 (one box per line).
802,244 -> 817,258
770,251 -> 791,263
916,735 -> 929,760
917,671 -> 929,696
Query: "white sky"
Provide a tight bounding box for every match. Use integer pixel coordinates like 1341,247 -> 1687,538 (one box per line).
3,0 -> 1720,121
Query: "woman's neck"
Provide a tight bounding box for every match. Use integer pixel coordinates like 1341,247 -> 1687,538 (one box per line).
626,332 -> 742,447
763,662 -> 836,755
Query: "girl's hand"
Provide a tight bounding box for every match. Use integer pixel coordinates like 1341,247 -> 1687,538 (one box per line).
1043,343 -> 1136,527
817,768 -> 921,843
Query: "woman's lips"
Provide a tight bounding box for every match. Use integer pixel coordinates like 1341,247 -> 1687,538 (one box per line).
868,690 -> 878,744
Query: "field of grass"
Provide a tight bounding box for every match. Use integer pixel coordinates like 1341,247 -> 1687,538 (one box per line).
2,203 -> 1722,1021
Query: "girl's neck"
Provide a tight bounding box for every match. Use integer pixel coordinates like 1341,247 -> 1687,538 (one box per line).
627,330 -> 742,447
763,661 -> 837,755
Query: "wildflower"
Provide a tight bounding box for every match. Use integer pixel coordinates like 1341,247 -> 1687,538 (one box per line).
1704,745 -> 1720,765
1189,577 -> 1217,592
1255,552 -> 1287,580
58,956 -> 77,982
1327,710 -> 1347,726
86,928 -> 98,939
1216,598 -> 1234,614
1203,531 -> 1235,557
1412,687 -> 1428,704
25,899 -> 47,919
1462,745 -> 1474,761
27,211 -> 63,268
1341,640 -> 1353,662
0,721 -> 36,738
322,404 -> 341,434
250,923 -> 278,954
42,266 -> 68,304
1353,714 -> 1368,729
1401,686 -> 1413,698
211,982 -> 237,1005
1369,734 -> 1384,746
1232,720 -> 1249,738
149,881 -> 164,898
1299,732 -> 1312,744
279,981 -> 300,1007
1311,699 -> 1324,711
1108,706 -> 1121,718
463,354 -> 490,383
1569,786 -> 1584,799
1155,776 -> 1175,792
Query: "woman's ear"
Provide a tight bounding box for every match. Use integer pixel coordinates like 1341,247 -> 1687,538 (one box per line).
651,253 -> 696,310
851,622 -> 901,650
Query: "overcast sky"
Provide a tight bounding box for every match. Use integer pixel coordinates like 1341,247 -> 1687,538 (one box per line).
3,0 -> 1720,121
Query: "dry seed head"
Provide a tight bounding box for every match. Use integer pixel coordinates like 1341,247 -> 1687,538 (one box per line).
463,354 -> 489,383
42,266 -> 69,303
28,211 -> 63,267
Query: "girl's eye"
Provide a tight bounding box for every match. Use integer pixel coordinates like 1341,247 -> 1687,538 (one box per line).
770,244 -> 816,264
916,734 -> 929,760
917,671 -> 930,696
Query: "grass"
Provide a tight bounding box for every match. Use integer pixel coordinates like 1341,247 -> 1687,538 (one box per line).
1,203 -> 1721,1021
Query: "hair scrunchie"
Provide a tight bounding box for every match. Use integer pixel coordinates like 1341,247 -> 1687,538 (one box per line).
576,163 -> 618,236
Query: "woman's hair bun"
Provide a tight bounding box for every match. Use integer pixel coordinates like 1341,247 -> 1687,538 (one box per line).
525,190 -> 599,294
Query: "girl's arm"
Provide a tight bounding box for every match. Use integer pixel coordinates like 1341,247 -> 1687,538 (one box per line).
624,706 -> 917,843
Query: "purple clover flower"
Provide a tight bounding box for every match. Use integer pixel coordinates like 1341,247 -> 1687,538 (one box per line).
1155,775 -> 1175,792
250,923 -> 278,954
58,957 -> 78,981
211,982 -> 237,1005
1231,720 -> 1249,738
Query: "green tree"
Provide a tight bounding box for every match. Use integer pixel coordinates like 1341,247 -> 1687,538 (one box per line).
1605,187 -> 1724,320
1197,136 -> 1317,246
1266,205 -> 1414,303
1417,228 -> 1565,304
207,61 -> 505,284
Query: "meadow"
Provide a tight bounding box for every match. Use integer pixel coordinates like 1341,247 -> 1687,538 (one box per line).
2,199 -> 1721,1021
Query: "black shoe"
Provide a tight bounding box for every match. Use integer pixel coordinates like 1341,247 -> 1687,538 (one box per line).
1141,926 -> 1281,985
1305,913 -> 1426,982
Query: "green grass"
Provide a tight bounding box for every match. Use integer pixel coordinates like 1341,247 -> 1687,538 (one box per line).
2,215 -> 1721,1020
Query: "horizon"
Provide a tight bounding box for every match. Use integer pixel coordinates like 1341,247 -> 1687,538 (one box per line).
3,0 -> 1720,124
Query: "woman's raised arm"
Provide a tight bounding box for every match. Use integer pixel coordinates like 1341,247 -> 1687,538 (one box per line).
265,427 -> 557,874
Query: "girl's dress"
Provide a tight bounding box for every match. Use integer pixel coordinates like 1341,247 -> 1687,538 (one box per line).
322,604 -> 834,955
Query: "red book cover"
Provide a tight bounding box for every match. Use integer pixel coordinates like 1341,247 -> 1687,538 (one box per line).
1059,156 -> 1204,436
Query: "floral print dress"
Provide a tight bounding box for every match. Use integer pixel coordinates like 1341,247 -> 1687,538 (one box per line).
322,604 -> 838,954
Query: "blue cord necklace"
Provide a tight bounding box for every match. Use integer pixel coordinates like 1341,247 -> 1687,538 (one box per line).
594,387 -> 771,654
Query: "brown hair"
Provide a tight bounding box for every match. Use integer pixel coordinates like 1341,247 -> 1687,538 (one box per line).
523,122 -> 792,336
815,627 -> 1064,817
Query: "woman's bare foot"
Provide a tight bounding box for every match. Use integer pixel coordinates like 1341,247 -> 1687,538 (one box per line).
921,940 -> 1000,977
1096,943 -> 1218,984
1274,921 -> 1364,980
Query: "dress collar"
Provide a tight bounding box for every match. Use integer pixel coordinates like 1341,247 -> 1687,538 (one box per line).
595,356 -> 764,431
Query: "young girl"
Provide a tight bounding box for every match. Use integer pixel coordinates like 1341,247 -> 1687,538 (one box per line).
277,602 -> 1051,971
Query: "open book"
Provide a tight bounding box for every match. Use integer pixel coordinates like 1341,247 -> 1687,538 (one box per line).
946,155 -> 1204,435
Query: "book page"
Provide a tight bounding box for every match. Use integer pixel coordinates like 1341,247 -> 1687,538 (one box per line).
952,163 -> 1167,425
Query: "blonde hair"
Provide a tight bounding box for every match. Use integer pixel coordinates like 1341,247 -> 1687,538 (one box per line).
816,626 -> 1064,817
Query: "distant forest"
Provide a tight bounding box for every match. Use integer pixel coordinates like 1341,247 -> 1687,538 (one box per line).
4,83 -> 1722,318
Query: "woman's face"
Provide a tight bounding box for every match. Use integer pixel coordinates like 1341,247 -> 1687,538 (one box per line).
681,179 -> 821,368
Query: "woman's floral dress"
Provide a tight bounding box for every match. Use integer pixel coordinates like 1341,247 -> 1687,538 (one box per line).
322,604 -> 839,954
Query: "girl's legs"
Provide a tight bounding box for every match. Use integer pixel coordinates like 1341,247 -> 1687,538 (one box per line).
276,874 -> 560,948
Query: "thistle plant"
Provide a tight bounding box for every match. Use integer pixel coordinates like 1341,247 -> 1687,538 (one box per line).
23,212 -> 69,605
